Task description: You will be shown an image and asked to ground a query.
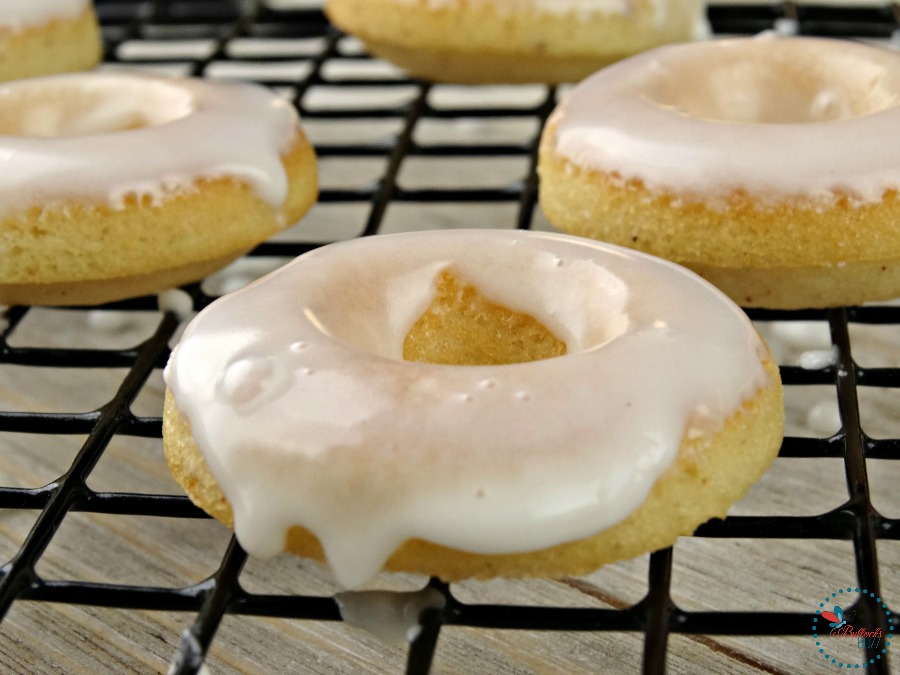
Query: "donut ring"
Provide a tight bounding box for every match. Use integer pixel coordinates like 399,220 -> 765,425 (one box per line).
325,0 -> 707,84
163,230 -> 783,588
0,72 -> 318,306
0,1 -> 101,81
539,35 -> 900,309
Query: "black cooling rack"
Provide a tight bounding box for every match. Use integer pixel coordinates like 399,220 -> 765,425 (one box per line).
1,1 -> 899,673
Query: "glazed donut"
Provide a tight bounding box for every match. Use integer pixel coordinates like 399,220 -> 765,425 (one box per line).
163,229 -> 783,588
0,71 -> 318,306
0,1 -> 101,81
539,35 -> 900,309
325,0 -> 708,84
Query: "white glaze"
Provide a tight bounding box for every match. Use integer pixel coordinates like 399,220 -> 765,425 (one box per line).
807,399 -> 841,436
799,347 -> 838,371
550,36 -> 900,207
335,587 -> 446,644
87,310 -> 135,334
0,71 -> 299,218
158,289 -> 194,322
165,230 -> 771,588
0,0 -> 86,32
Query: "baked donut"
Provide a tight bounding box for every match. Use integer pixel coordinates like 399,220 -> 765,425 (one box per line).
539,35 -> 900,309
163,229 -> 783,588
0,71 -> 318,306
325,0 -> 708,84
0,1 -> 101,81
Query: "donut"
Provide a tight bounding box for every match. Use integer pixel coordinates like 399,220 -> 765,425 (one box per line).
0,1 -> 101,81
324,0 -> 708,84
0,71 -> 318,306
538,35 -> 900,309
162,229 -> 784,588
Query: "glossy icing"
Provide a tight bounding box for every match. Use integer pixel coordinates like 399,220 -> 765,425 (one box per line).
0,71 -> 299,218
0,0 -> 87,31
165,230 -> 771,588
158,289 -> 194,322
335,587 -> 446,644
549,36 -> 900,207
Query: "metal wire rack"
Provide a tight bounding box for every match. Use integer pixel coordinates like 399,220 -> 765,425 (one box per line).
1,1 -> 899,673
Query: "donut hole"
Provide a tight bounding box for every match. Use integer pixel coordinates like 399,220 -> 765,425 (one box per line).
403,272 -> 567,366
0,76 -> 193,137
651,39 -> 900,124
310,251 -> 630,364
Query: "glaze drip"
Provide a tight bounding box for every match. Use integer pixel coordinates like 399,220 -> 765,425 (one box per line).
335,587 -> 446,645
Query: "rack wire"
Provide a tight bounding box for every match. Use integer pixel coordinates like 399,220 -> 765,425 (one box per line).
1,1 -> 899,673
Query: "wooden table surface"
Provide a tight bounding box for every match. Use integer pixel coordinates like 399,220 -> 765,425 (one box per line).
1,2 -> 899,673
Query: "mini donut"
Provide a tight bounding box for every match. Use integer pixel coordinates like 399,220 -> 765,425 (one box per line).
325,0 -> 708,84
0,71 -> 318,306
539,35 -> 900,309
163,230 -> 783,588
0,1 -> 101,81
